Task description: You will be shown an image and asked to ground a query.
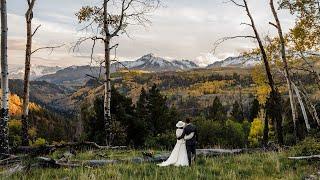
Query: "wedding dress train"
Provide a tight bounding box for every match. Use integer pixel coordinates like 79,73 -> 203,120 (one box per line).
158,128 -> 189,167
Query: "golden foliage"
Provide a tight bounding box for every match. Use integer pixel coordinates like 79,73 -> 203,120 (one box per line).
28,127 -> 37,140
165,80 -> 232,97
29,103 -> 41,112
256,85 -> 271,105
248,118 -> 264,147
31,138 -> 46,147
0,92 -> 42,116
8,119 -> 22,130
251,66 -> 271,105
9,94 -> 23,116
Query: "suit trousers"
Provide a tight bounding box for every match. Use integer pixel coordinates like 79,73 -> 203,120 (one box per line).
186,144 -> 196,165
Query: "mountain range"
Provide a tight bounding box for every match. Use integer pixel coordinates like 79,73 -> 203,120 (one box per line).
9,53 -> 262,86
6,53 -> 263,116
36,54 -> 201,86
112,53 -> 198,71
207,55 -> 261,68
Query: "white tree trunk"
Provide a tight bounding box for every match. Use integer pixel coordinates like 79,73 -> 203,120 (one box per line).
292,83 -> 311,131
296,82 -> 320,127
270,0 -> 298,141
103,0 -> 111,146
0,0 -> 10,154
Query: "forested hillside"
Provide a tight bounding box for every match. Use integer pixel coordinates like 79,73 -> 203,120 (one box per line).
8,63 -> 317,149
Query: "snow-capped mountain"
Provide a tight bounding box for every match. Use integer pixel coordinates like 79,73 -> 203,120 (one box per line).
111,54 -> 198,72
207,55 -> 261,68
37,54 -> 199,86
9,65 -> 63,80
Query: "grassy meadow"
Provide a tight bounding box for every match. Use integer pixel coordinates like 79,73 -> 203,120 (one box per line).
1,149 -> 319,180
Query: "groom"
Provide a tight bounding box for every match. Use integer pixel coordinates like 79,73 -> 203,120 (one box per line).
178,117 -> 197,166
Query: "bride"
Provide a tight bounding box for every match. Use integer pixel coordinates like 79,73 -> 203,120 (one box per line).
158,121 -> 194,167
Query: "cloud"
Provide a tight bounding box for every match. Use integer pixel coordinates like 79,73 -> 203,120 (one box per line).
195,53 -> 221,67
8,38 -> 26,51
7,0 -> 296,67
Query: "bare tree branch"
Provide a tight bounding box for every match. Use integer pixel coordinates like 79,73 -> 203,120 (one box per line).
85,74 -> 104,85
71,36 -> 105,53
111,0 -> 135,37
268,22 -> 278,29
32,24 -> 41,37
111,59 -> 130,71
240,22 -> 253,27
31,44 -> 64,55
212,35 -> 256,54
109,43 -> 119,50
227,0 -> 245,8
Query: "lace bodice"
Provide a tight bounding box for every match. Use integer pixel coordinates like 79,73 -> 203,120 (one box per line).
176,129 -> 183,138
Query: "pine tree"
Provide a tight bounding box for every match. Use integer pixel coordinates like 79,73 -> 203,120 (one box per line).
136,88 -> 148,122
81,88 -> 134,145
132,88 -> 149,146
249,98 -> 260,122
207,97 -> 227,121
147,84 -> 169,135
231,101 -> 244,122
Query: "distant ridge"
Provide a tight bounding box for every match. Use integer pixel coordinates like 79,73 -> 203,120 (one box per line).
112,53 -> 198,72
36,54 -> 199,86
206,55 -> 261,68
9,65 -> 63,80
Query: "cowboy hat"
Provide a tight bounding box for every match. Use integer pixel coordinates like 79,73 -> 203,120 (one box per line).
176,121 -> 185,128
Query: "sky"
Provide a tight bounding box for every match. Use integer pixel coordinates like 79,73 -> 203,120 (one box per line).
7,0 -> 295,67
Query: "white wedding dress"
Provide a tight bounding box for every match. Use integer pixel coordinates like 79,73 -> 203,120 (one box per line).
158,128 -> 190,167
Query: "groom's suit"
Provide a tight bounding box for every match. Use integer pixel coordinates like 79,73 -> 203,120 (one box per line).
178,123 -> 197,165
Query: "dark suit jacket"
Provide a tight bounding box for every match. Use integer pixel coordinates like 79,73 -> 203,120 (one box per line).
178,123 -> 197,146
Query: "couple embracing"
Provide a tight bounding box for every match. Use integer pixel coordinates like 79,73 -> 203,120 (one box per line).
158,118 -> 197,167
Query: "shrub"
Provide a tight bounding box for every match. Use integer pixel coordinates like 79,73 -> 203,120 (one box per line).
145,132 -> 176,149
28,127 -> 37,141
194,117 -> 224,148
224,119 -> 246,148
8,120 -> 22,148
248,118 -> 264,147
31,138 -> 47,147
290,137 -> 320,156
194,117 -> 249,148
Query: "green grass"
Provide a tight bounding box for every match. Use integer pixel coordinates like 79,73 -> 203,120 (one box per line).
1,150 -> 319,180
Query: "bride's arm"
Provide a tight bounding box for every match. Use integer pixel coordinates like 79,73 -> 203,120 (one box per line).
184,132 -> 194,140
176,129 -> 182,137
176,129 -> 185,139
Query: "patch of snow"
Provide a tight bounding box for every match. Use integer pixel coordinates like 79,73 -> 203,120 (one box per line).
9,64 -> 63,80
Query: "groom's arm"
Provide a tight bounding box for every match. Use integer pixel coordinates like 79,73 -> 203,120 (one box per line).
184,132 -> 194,140
177,130 -> 186,140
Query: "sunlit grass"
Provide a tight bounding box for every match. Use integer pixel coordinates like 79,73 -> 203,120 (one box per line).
2,150 -> 318,180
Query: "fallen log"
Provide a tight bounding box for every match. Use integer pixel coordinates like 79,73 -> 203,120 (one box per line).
36,157 -> 81,168
13,142 -> 127,156
84,160 -> 119,167
0,154 -> 23,167
196,149 -> 243,156
288,155 -> 320,160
